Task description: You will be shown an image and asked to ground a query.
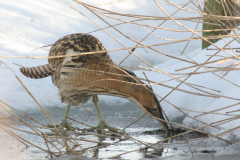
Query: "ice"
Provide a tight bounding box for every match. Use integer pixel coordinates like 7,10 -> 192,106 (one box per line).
0,0 -> 240,141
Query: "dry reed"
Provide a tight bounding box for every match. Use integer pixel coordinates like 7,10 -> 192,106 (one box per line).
1,0 -> 240,159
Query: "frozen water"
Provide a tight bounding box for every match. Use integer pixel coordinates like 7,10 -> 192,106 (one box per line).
1,0 -> 240,158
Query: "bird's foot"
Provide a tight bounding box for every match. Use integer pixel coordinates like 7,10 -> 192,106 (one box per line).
60,118 -> 80,131
47,118 -> 79,131
81,120 -> 119,133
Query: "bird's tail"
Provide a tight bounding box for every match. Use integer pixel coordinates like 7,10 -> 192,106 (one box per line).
20,64 -> 56,79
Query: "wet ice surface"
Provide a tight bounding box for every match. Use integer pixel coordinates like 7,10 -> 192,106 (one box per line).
1,0 -> 240,159
7,99 -> 240,160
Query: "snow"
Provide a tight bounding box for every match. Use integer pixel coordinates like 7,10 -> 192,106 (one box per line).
1,0 -> 240,141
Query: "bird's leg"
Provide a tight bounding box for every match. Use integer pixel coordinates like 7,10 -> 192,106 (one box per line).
94,95 -> 104,123
82,95 -> 118,133
47,105 -> 78,131
59,104 -> 74,130
94,95 -> 119,132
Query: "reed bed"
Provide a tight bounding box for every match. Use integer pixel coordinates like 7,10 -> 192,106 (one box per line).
1,0 -> 240,159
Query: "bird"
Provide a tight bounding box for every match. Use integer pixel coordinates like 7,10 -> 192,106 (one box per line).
20,33 -> 170,135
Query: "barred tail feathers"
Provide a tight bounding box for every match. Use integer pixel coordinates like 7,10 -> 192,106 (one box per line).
20,64 -> 56,79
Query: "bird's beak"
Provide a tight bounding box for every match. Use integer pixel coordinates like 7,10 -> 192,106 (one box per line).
147,108 -> 170,136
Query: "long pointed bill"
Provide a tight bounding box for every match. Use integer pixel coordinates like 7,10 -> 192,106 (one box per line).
147,108 -> 170,136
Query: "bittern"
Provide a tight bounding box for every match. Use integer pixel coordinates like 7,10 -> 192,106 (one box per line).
20,33 -> 169,135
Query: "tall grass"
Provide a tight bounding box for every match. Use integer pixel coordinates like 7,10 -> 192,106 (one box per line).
1,0 -> 240,158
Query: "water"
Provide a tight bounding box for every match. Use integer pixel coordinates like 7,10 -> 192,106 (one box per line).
2,100 -> 240,160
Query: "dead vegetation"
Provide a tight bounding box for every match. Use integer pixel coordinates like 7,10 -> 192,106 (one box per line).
1,0 -> 240,159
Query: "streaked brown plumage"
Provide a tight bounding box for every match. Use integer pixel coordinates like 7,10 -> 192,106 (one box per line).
20,33 -> 169,135
20,64 -> 56,79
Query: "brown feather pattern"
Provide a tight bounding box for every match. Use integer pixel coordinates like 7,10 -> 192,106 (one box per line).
20,64 -> 56,79
19,33 -> 169,134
